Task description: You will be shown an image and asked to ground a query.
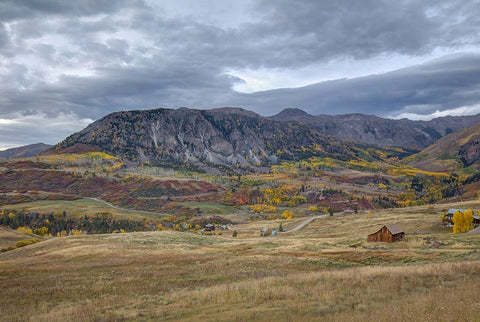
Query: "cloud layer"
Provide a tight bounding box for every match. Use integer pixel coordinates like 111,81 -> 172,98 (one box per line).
1,0 -> 480,147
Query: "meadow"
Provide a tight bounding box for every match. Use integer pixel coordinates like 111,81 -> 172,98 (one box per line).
2,153 -> 480,320
0,198 -> 165,220
1,202 -> 480,321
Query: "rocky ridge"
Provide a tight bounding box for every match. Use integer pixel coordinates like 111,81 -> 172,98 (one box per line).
270,108 -> 480,149
55,107 -> 353,172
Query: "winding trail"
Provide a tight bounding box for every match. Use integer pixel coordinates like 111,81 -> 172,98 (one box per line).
283,214 -> 328,233
84,196 -> 326,233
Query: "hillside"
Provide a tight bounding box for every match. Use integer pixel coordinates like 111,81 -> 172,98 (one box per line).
54,107 -> 357,172
271,108 -> 480,149
0,158 -> 221,214
1,202 -> 480,320
407,121 -> 480,172
0,143 -> 52,160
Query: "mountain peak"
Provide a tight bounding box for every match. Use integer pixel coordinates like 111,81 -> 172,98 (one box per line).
208,107 -> 260,117
271,108 -> 311,121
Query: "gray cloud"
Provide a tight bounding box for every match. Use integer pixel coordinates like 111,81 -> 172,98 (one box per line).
1,0 -> 480,147
229,54 -> 480,117
234,0 -> 480,68
0,0 -> 141,21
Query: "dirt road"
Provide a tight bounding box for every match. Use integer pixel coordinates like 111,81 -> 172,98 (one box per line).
283,214 -> 327,233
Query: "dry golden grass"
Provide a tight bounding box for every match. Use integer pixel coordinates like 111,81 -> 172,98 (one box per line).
0,227 -> 41,249
1,202 -> 480,321
0,198 -> 158,220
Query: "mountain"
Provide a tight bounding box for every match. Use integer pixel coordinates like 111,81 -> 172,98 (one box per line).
270,108 -> 480,149
54,107 -> 356,172
406,121 -> 480,172
0,143 -> 52,160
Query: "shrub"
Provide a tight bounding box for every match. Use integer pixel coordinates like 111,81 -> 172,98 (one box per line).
232,230 -> 237,237
281,210 -> 294,220
308,206 -> 319,213
15,238 -> 40,248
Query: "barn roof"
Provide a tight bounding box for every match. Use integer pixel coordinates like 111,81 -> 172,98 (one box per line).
384,223 -> 404,235
368,223 -> 405,237
447,208 -> 468,215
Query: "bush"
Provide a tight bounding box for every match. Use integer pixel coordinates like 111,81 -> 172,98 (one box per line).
281,210 -> 294,220
15,238 -> 40,248
232,230 -> 237,237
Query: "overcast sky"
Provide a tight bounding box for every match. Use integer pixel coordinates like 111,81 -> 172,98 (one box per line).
1,0 -> 480,149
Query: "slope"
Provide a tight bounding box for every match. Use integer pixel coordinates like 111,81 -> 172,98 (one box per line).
0,143 -> 52,160
271,108 -> 480,149
406,120 -> 480,172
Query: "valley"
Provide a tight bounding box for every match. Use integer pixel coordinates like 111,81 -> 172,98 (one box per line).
2,107 -> 480,321
3,1 -> 480,321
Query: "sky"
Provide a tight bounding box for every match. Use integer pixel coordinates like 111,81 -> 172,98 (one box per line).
1,0 -> 480,149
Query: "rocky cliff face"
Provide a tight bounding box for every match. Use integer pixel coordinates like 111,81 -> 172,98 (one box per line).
56,107 -> 353,171
271,108 -> 480,149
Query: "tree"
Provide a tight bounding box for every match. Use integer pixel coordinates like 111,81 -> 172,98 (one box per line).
452,210 -> 465,233
308,206 -> 318,213
281,210 -> 294,220
464,209 -> 474,232
453,209 -> 474,233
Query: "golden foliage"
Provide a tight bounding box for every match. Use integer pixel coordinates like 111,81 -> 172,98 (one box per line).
281,210 -> 294,220
34,226 -> 49,237
452,209 -> 474,233
249,204 -> 278,213
17,227 -> 33,235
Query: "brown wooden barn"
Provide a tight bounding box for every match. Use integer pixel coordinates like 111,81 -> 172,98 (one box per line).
367,224 -> 405,242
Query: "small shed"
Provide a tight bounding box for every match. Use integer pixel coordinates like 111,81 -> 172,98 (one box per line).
367,224 -> 405,242
260,227 -> 271,237
443,209 -> 480,227
443,209 -> 468,225
203,224 -> 215,232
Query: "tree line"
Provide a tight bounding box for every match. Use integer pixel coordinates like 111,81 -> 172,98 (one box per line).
0,210 -> 153,236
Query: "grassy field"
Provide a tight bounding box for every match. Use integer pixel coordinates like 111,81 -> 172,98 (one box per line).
0,227 -> 42,249
0,198 -> 164,220
1,203 -> 480,321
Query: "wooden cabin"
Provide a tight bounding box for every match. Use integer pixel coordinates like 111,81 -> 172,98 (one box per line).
367,224 -> 405,242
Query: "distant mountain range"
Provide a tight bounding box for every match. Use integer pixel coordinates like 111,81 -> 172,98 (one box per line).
0,143 -> 52,160
5,107 -> 480,173
270,108 -> 480,149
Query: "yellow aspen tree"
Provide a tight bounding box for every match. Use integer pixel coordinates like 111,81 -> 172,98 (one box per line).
281,210 -> 294,220
308,206 -> 319,213
464,209 -> 474,232
453,210 -> 465,233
